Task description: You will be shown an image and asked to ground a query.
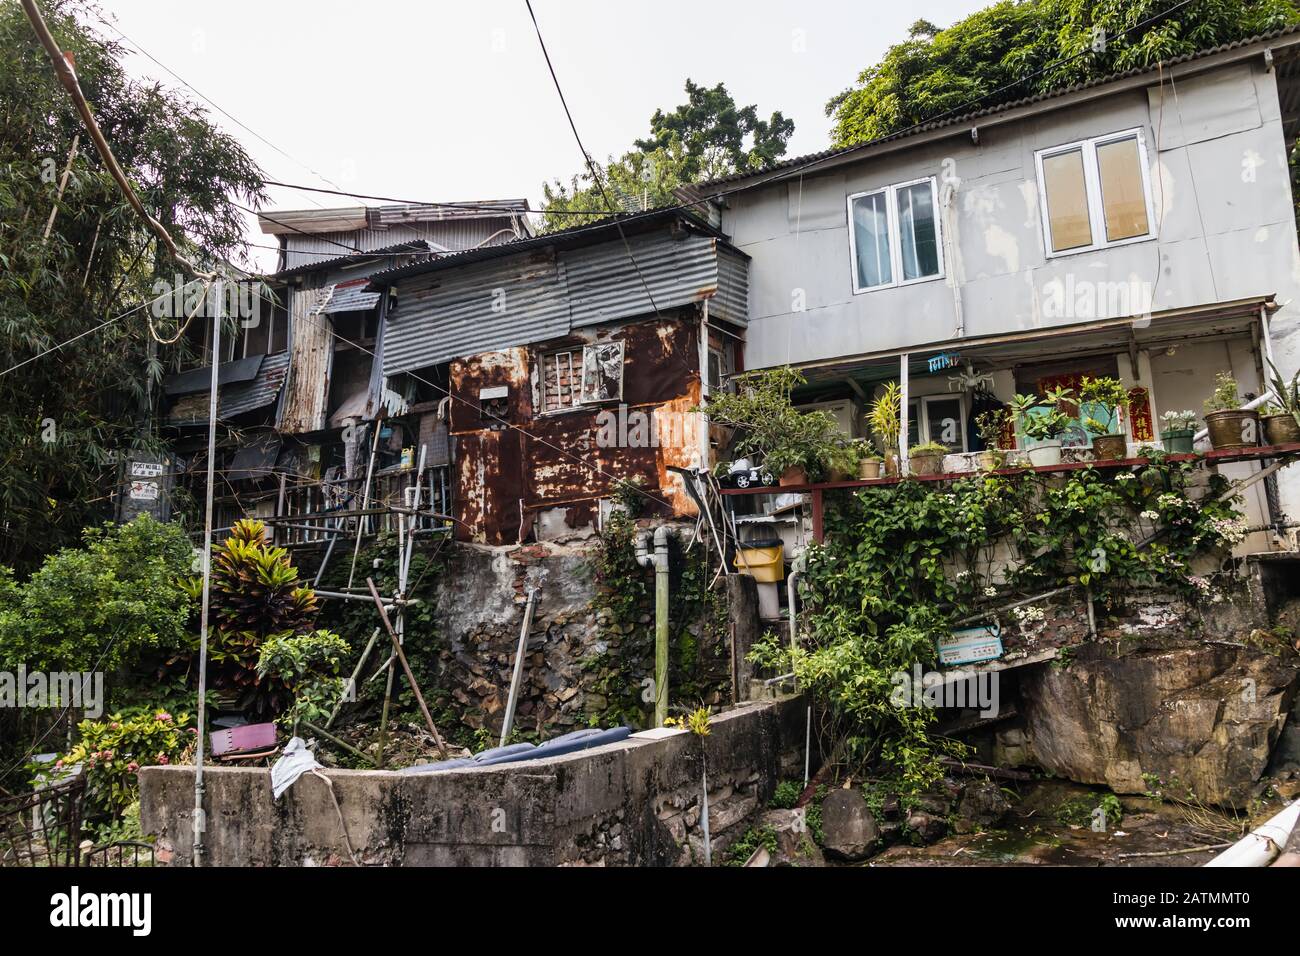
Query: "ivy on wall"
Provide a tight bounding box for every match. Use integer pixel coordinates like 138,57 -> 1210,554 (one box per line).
760,453 -> 1249,795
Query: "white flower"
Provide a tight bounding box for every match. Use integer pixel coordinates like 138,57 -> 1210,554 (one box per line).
983,586 -> 997,597
1140,510 -> 1159,521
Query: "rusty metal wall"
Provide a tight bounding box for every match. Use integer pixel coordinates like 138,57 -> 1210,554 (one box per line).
448,316 -> 700,544
278,287 -> 334,434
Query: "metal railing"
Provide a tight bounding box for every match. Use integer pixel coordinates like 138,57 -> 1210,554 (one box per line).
0,776 -> 84,867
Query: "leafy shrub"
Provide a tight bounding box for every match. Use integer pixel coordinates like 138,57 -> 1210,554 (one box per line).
257,629 -> 349,730
53,709 -> 193,822
185,519 -> 321,718
0,515 -> 193,675
770,779 -> 803,809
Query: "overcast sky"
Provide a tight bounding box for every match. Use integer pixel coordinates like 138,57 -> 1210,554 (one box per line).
94,0 -> 987,271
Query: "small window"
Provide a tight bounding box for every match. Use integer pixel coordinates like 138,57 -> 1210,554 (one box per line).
541,342 -> 624,412
906,396 -> 967,452
847,177 -> 943,293
542,350 -> 581,412
1036,129 -> 1153,257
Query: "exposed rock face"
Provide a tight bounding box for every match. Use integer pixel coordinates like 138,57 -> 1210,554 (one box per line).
754,809 -> 825,866
904,810 -> 947,844
1019,638 -> 1299,809
820,788 -> 879,861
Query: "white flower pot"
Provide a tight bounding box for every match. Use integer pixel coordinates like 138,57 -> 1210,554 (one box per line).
1026,440 -> 1063,468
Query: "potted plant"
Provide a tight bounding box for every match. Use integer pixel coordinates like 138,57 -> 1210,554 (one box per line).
1011,392 -> 1073,467
908,441 -> 948,477
1264,360 -> 1300,446
1159,410 -> 1198,453
823,440 -> 859,483
851,438 -> 882,479
702,368 -> 844,487
974,408 -> 1009,471
1079,376 -> 1131,461
869,381 -> 903,476
1202,371 -> 1259,450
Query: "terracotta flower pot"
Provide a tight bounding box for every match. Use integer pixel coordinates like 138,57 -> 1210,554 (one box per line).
883,453 -> 900,477
778,465 -> 807,487
1262,413 -> 1300,447
858,459 -> 882,480
908,453 -> 945,477
1204,409 -> 1259,450
1091,434 -> 1128,461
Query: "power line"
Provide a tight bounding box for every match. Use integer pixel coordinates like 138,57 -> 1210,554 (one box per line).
523,0 -> 663,318
92,14 -> 340,209
261,179 -> 615,217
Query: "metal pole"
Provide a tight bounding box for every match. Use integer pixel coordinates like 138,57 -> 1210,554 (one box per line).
192,278 -> 221,867
500,588 -> 539,746
346,418 -> 384,591
325,627 -> 381,730
899,352 -> 910,474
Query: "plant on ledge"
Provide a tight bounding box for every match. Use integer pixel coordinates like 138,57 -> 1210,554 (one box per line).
1202,371 -> 1259,450
1011,392 -> 1073,467
1079,376 -> 1132,461
1263,359 -> 1300,445
701,367 -> 845,485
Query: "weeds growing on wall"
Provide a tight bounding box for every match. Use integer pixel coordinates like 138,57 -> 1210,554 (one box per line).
756,455 -> 1247,796
588,512 -> 729,729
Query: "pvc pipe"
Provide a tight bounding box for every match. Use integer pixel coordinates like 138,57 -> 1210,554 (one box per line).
1205,799 -> 1300,867
635,527 -> 673,726
1193,390 -> 1277,444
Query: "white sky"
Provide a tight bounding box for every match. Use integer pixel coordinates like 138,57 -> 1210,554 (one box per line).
93,0 -> 988,272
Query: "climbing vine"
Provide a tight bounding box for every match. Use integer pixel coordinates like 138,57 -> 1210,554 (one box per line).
758,455 -> 1248,795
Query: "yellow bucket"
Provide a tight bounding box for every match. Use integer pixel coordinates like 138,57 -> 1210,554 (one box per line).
733,543 -> 784,583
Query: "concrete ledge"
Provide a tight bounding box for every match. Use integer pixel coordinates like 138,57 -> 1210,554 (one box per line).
141,694 -> 810,866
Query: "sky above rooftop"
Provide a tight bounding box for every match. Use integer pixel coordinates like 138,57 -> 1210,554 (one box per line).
94,0 -> 987,272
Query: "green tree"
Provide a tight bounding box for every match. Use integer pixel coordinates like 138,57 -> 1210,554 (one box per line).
540,79 -> 793,231
0,514 -> 195,674
0,0 -> 265,569
826,0 -> 1299,147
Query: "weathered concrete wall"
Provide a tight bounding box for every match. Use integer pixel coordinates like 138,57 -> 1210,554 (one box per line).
140,694 -> 809,867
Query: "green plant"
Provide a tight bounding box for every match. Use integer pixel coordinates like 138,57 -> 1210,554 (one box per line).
612,475 -> 648,518
185,519 -> 322,719
869,382 -> 903,457
1265,358 -> 1300,425
770,779 -> 803,809
257,629 -> 350,730
1078,376 -> 1131,437
975,408 -> 1009,449
909,441 -> 948,457
702,368 -> 845,478
1011,392 -> 1072,443
1204,371 -> 1242,413
1160,409 -> 1197,432
52,709 -> 193,823
0,516 -> 194,678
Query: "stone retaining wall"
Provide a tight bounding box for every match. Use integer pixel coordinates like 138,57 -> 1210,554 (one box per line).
140,694 -> 809,866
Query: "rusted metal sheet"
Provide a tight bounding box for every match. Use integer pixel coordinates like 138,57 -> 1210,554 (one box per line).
166,353 -> 290,425
447,315 -> 703,544
278,287 -> 334,434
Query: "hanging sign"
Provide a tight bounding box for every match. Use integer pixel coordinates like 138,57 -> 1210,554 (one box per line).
937,623 -> 1003,666
927,351 -> 961,373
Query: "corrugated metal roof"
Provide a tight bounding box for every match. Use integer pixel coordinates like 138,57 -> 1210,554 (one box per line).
712,246 -> 749,327
686,24 -> 1300,195
367,207 -> 732,287
326,279 -> 381,313
565,231 -> 720,328
272,240 -> 433,280
167,352 -> 290,425
259,199 -> 530,236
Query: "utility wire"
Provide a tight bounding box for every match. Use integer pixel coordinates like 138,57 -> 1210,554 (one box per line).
523,0 -> 662,318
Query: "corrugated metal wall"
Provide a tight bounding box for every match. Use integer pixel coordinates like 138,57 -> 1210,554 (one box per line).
282,217 -> 521,271
383,250 -> 572,375
381,229 -> 749,376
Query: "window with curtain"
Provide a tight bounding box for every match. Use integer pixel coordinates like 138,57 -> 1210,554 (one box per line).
848,177 -> 942,293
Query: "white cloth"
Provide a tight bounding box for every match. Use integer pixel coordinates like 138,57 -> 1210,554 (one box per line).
270,736 -> 322,800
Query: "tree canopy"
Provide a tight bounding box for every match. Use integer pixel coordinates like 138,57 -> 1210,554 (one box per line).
826,0 -> 1300,148
539,79 -> 793,231
0,0 -> 264,569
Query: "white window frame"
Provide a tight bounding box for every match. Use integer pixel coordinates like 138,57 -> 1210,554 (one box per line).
1034,127 -> 1157,259
908,395 -> 968,452
539,342 -> 625,415
846,175 -> 945,295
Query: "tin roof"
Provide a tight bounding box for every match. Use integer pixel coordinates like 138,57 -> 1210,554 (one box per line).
167,352 -> 291,426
